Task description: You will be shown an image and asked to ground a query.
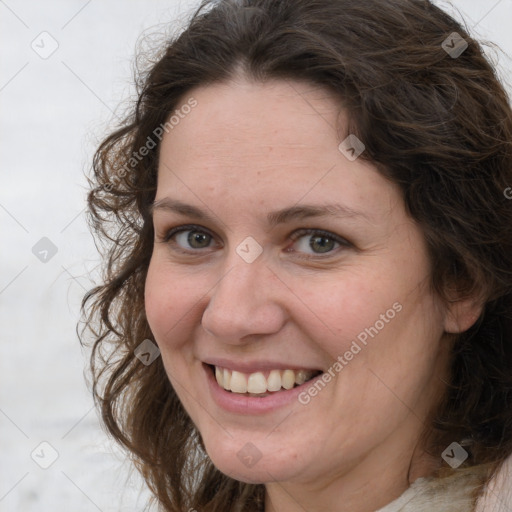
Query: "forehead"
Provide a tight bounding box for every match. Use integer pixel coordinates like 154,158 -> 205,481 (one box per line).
161,78 -> 342,163
155,78 -> 399,219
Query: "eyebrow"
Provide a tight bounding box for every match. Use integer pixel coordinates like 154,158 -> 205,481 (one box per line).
150,198 -> 370,228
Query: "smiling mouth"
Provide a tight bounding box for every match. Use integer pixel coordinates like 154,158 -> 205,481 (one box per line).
207,364 -> 323,397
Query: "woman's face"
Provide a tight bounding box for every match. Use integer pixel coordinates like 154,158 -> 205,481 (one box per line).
145,78 -> 455,502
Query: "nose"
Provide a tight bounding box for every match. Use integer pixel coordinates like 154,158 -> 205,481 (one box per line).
201,256 -> 288,344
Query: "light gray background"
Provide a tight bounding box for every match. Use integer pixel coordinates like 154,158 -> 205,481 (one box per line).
1,1 -> 511,510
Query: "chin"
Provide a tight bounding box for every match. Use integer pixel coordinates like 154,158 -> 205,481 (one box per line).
204,442 -> 302,485
208,454 -> 268,483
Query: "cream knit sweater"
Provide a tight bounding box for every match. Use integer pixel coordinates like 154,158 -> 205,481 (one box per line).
376,456 -> 512,512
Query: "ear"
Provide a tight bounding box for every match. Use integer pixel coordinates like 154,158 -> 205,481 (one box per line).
443,294 -> 484,334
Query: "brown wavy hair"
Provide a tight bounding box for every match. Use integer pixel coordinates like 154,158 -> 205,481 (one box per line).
80,0 -> 512,510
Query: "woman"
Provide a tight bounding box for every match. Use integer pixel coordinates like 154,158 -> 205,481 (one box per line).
81,0 -> 512,510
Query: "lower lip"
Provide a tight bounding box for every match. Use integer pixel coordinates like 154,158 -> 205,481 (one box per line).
203,363 -> 323,414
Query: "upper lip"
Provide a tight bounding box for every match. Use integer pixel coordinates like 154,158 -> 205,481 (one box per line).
202,357 -> 323,374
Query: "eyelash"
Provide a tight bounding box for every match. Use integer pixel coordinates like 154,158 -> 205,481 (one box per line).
158,224 -> 351,258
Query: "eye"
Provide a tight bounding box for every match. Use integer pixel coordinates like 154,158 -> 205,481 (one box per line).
158,225 -> 351,258
160,224 -> 216,253
287,228 -> 350,257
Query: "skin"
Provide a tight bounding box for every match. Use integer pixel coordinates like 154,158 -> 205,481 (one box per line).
144,76 -> 481,512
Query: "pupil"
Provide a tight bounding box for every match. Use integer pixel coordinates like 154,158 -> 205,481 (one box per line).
189,231 -> 209,248
311,235 -> 334,253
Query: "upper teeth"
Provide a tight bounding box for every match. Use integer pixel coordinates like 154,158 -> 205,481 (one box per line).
214,366 -> 319,394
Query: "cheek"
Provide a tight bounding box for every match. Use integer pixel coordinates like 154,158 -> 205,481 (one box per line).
144,260 -> 189,343
291,266 -> 443,382
288,272 -> 397,354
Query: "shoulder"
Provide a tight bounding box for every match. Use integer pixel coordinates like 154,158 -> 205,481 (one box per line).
475,454 -> 512,512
